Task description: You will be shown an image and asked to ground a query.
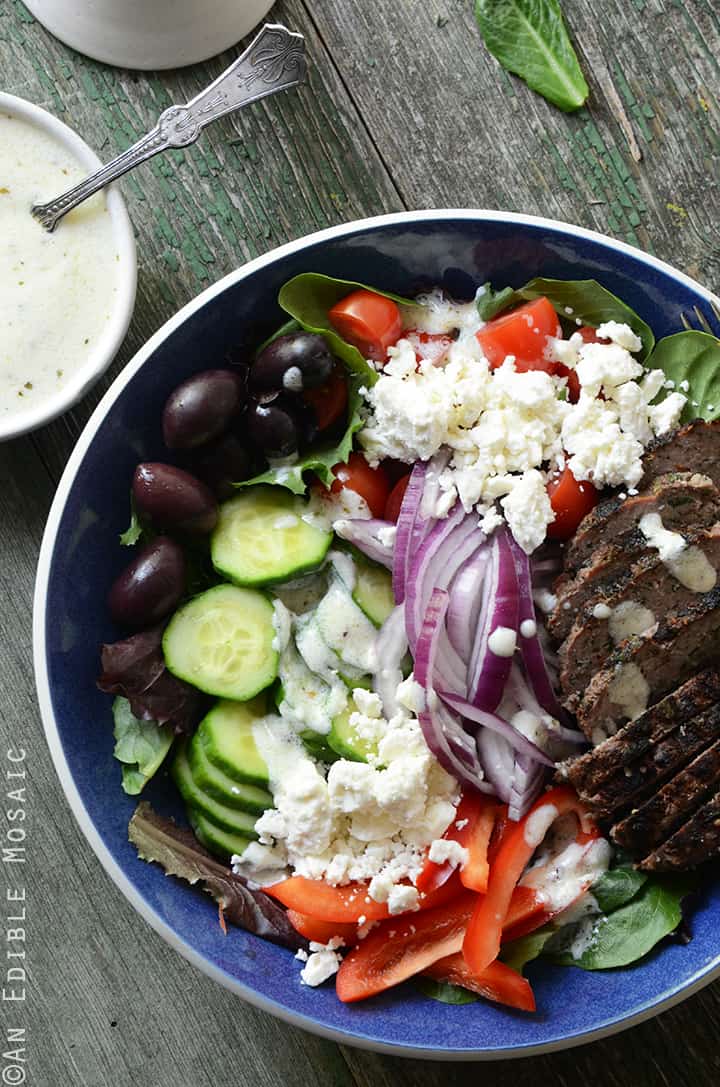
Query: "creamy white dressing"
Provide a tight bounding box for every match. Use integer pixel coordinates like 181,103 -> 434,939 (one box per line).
639,512 -> 717,592
608,661 -> 650,720
523,803 -> 559,848
487,625 -> 517,658
520,838 -> 611,912
314,581 -> 378,673
1,113 -> 121,421
607,600 -> 656,645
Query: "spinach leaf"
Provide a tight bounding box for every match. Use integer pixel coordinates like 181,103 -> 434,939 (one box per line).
547,875 -> 696,970
238,379 -> 363,495
278,273 -> 414,388
591,865 -> 648,915
128,801 -> 307,951
645,331 -> 720,422
415,977 -> 479,1005
112,697 -> 174,795
474,0 -> 589,113
500,925 -> 556,973
518,278 -> 655,359
476,282 -> 517,321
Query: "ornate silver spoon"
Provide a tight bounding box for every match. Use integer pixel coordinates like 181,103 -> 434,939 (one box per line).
32,23 -> 306,232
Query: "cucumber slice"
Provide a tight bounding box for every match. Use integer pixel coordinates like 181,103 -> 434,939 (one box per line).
352,557 -> 396,627
163,584 -> 277,700
298,729 -> 339,763
328,701 -> 381,764
315,579 -> 378,673
172,742 -> 261,838
188,734 -> 272,813
189,809 -> 252,861
295,612 -> 365,682
211,486 -> 332,587
278,637 -> 349,734
197,699 -> 270,787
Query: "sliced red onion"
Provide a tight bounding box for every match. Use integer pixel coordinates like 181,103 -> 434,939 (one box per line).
436,625 -> 468,697
508,535 -> 579,729
446,548 -> 489,656
392,462 -> 426,604
468,528 -> 520,712
334,518 -> 394,569
414,588 -> 494,793
372,604 -> 408,719
406,506 -> 482,652
508,752 -> 546,821
476,730 -> 513,803
439,692 -> 554,766
419,448 -> 451,519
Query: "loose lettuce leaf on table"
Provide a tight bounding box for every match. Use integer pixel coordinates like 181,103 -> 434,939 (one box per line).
128,801 -> 306,951
98,625 -> 207,735
474,0 -> 589,113
645,331 -> 720,423
113,697 -> 174,795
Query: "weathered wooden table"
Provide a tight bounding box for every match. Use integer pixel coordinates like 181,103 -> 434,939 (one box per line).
2,0 -> 719,1082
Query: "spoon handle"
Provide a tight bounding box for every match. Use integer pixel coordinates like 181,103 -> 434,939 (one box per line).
32,23 -> 306,232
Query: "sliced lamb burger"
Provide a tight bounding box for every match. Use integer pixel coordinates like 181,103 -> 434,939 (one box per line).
639,789 -> 720,872
640,419 -> 720,491
575,586 -> 720,742
558,524 -> 720,703
564,472 -> 720,575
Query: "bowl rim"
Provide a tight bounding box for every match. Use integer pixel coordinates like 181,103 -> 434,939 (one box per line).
0,91 -> 137,441
33,209 -> 720,1059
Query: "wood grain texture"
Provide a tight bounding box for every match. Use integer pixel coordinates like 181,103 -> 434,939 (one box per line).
0,0 -> 719,1082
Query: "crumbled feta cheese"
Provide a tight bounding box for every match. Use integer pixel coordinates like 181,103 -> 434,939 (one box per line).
480,506 -> 503,535
300,948 -> 342,986
428,839 -> 469,868
648,391 -> 686,436
352,688 -> 383,719
387,884 -> 420,914
396,675 -> 426,715
282,365 -> 304,391
595,321 -> 643,353
501,469 -> 555,554
377,523 -> 397,548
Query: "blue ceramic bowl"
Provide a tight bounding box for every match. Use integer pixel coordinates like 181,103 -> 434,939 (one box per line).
34,211 -> 720,1059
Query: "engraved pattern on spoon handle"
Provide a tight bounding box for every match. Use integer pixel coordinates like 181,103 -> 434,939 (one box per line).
32,23 -> 306,232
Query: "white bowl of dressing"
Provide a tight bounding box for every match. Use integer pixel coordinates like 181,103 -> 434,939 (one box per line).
0,93 -> 136,442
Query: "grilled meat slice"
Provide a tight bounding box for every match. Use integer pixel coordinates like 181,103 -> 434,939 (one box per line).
575,587 -> 720,741
558,525 -> 720,702
558,670 -> 720,797
548,476 -> 720,642
582,703 -> 720,824
611,738 -> 720,854
640,419 -> 720,491
565,472 -> 718,575
639,789 -> 720,871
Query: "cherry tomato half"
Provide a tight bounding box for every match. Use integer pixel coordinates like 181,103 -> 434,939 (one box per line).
330,452 -> 390,518
476,297 -> 561,371
384,473 -> 410,522
576,325 -> 610,345
328,290 -> 403,363
302,362 -> 348,431
546,466 -> 598,540
551,362 -> 581,403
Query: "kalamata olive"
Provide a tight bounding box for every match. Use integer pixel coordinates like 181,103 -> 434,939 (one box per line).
250,332 -> 334,394
162,369 -> 246,450
132,462 -> 218,534
192,432 -> 253,500
246,398 -> 299,457
108,537 -> 186,628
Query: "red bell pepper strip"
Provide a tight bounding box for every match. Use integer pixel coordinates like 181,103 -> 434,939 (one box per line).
286,911 -> 358,946
462,786 -> 596,975
416,792 -> 499,895
423,953 -> 536,1012
336,891 -> 477,1003
265,869 -> 464,924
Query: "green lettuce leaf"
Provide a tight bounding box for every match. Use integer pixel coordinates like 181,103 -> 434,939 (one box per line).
278,273 -> 415,388
238,379 -> 363,495
547,875 -> 697,970
645,331 -> 720,423
474,0 -> 589,113
591,864 -> 648,915
518,278 -> 655,359
415,977 -> 479,1005
500,925 -> 556,973
476,282 -> 517,321
113,696 -> 174,795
